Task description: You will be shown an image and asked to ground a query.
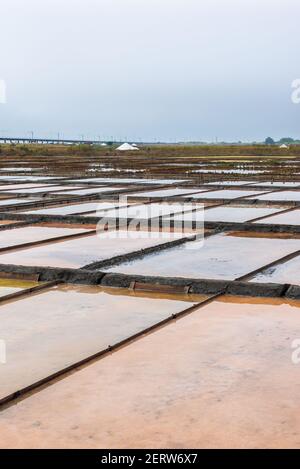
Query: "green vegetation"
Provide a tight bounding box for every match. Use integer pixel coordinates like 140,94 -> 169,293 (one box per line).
0,143 -> 116,157
1,143 -> 300,158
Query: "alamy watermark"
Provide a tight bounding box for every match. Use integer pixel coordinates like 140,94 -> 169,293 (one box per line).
95,196 -> 204,248
291,79 -> 300,104
0,340 -> 6,364
0,79 -> 6,104
291,339 -> 300,364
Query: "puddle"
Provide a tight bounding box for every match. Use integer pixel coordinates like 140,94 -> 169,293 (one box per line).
254,210 -> 300,225
22,201 -> 129,216
249,191 -> 300,202
0,198 -> 39,207
0,167 -> 36,172
89,203 -> 202,219
0,225 -> 91,250
228,230 -> 300,240
102,232 -> 300,279
0,284 -> 205,402
87,167 -> 145,174
191,169 -> 266,174
57,186 -> 124,195
0,220 -> 21,226
168,206 -> 280,223
2,295 -> 300,448
68,178 -> 187,184
251,255 -> 300,285
0,230 -> 187,268
0,278 -> 40,298
183,189 -> 265,199
128,188 -> 205,198
203,181 -> 256,186
0,184 -> 49,191
5,185 -> 83,194
0,176 -> 65,181
250,182 -> 300,188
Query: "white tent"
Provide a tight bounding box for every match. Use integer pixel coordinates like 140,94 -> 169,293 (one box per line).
101,143 -> 107,146
116,143 -> 139,151
279,144 -> 289,149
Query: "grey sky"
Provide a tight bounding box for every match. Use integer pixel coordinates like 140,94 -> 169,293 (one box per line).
0,0 -> 299,142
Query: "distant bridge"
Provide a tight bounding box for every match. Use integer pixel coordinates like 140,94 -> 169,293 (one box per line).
0,137 -> 110,145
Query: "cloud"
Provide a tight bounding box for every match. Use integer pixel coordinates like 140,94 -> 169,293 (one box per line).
0,0 -> 300,140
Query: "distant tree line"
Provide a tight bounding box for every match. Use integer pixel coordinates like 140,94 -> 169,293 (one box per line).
265,137 -> 300,145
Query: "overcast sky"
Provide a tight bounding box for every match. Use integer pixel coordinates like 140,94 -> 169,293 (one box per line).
0,0 -> 299,142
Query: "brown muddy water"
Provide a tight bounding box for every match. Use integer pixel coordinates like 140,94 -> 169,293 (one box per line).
1,295 -> 299,448
0,284 -> 206,402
